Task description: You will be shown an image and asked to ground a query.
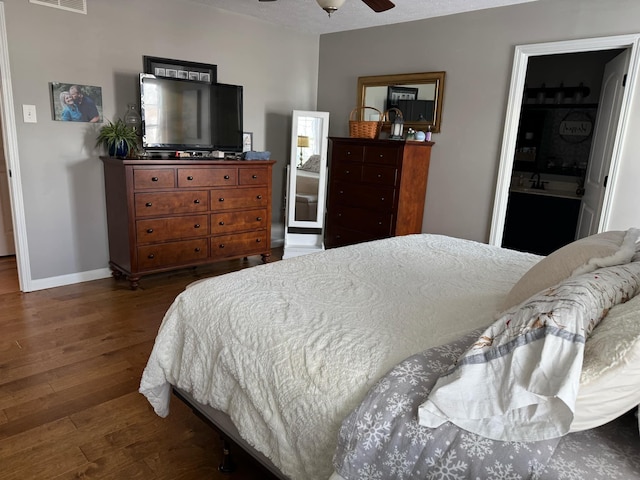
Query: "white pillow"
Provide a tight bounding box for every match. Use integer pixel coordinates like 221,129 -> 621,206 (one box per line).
502,229 -> 640,311
571,293 -> 640,431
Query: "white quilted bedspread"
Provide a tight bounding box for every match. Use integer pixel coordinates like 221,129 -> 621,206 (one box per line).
139,234 -> 540,480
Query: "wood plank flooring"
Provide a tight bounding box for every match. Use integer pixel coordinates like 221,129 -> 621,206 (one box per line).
0,252 -> 283,479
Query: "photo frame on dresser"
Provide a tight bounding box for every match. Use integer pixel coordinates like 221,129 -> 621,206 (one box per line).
143,56 -> 217,84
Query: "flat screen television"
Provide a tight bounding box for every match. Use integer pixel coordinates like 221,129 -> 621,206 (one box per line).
140,74 -> 243,153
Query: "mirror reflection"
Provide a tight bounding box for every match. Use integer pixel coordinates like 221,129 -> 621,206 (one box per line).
286,110 -> 330,232
357,71 -> 446,133
294,118 -> 324,222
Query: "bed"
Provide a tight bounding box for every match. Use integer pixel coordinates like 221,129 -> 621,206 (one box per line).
139,231 -> 640,479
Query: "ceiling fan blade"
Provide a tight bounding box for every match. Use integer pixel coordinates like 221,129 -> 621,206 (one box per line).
361,0 -> 395,12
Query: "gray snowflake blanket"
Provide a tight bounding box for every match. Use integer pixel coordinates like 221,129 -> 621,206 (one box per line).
333,328 -> 640,479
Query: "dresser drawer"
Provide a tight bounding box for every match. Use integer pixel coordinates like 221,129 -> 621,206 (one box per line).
325,225 -> 383,249
211,231 -> 268,258
211,187 -> 268,210
330,182 -> 395,211
135,191 -> 209,217
136,214 -> 209,244
178,168 -> 237,187
331,162 -> 362,183
361,165 -> 397,186
364,145 -> 400,166
211,208 -> 267,234
137,238 -> 209,270
332,143 -> 364,163
133,168 -> 175,190
328,205 -> 393,236
239,167 -> 269,185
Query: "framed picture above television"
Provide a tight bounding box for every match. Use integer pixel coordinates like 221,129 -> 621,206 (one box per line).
143,56 -> 217,84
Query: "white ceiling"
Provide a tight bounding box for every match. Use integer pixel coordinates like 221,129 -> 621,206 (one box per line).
186,0 -> 540,35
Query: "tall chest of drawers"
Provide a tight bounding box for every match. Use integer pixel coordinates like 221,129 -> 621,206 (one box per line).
101,157 -> 275,289
325,137 -> 433,249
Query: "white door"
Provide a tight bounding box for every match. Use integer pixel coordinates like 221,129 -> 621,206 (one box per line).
0,115 -> 14,256
576,49 -> 630,239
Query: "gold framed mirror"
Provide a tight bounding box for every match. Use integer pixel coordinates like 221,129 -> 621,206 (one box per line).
357,71 -> 446,133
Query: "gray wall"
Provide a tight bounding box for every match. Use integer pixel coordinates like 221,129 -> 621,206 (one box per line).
3,0 -> 319,281
6,0 -> 640,286
317,0 -> 640,243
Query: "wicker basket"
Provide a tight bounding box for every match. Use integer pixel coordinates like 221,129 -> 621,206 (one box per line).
349,106 -> 382,139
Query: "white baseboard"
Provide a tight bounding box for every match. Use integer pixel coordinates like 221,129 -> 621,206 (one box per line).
26,223 -> 288,292
27,267 -> 112,292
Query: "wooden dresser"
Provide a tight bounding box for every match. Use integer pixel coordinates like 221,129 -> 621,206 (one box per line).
325,137 -> 433,249
101,157 -> 275,289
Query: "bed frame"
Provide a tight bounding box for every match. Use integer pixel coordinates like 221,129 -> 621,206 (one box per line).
172,387 -> 289,479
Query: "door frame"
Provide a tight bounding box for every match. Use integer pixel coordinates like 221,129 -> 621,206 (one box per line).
489,34 -> 640,248
0,2 -> 31,291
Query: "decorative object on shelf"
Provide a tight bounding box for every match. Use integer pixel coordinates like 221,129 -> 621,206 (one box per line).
96,119 -> 139,158
123,104 -> 141,136
243,132 -> 253,153
526,82 -> 591,105
143,55 -> 216,84
414,130 -> 426,142
425,125 -> 432,141
387,107 -> 404,140
297,135 -> 310,166
49,81 -> 103,123
405,128 -> 416,141
349,106 -> 382,139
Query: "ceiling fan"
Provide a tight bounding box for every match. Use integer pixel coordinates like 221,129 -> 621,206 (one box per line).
258,0 -> 395,17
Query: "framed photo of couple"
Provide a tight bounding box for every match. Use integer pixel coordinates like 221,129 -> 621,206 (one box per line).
50,82 -> 103,123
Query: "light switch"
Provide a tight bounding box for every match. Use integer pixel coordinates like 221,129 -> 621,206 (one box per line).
22,104 -> 37,123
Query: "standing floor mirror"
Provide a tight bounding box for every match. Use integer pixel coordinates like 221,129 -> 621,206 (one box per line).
283,110 -> 330,259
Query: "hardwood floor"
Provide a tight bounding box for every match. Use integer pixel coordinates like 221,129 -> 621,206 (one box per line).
0,252 -> 283,479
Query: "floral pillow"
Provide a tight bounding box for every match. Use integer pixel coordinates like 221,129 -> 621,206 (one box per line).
502,229 -> 640,311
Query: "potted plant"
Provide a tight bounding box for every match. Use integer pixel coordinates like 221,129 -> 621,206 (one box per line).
96,118 -> 139,157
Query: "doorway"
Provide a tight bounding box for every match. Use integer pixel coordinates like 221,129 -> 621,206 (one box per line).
0,2 -> 29,291
490,34 -> 640,252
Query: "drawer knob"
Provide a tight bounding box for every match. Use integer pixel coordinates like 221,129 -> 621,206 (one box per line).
224,175 -> 230,180
256,238 -> 261,243
252,175 -> 257,179
377,174 -> 382,178
219,197 -> 225,202
219,244 -> 225,249
345,170 -> 350,174
380,197 -> 385,201
145,202 -> 152,207
147,254 -> 155,259
256,217 -> 262,221
257,195 -> 262,200
146,228 -> 153,233
339,190 -> 344,194
151,177 -> 158,182
194,199 -> 200,204
195,247 -> 201,252
346,151 -> 351,155
187,176 -> 193,181
337,213 -> 342,217
219,221 -> 225,225
379,154 -> 384,158
194,224 -> 201,228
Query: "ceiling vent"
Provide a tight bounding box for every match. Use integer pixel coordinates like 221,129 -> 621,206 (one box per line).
29,0 -> 87,15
